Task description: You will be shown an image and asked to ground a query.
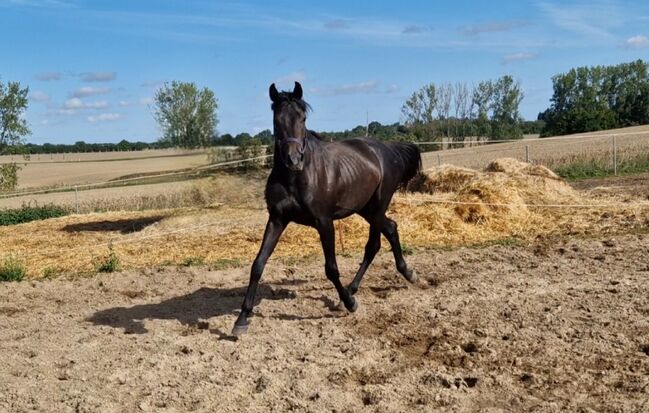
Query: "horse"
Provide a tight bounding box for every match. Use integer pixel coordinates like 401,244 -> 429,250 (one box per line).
232,81 -> 421,336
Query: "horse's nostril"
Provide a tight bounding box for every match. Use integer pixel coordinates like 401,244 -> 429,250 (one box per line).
289,154 -> 301,166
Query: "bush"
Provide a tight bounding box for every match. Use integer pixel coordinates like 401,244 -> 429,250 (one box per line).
0,257 -> 26,282
0,204 -> 69,226
94,248 -> 121,273
181,256 -> 204,267
41,267 -> 58,279
0,162 -> 20,191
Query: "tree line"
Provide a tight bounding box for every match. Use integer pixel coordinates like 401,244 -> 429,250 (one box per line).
399,75 -> 525,142
539,59 -> 649,136
5,140 -> 174,155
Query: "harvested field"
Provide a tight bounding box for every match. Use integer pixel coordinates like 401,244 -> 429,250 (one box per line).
0,173 -> 266,212
6,151 -> 210,189
422,124 -> 649,171
2,159 -> 648,278
0,148 -> 208,164
1,233 -> 648,412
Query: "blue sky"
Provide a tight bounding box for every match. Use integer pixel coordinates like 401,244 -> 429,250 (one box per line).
1,0 -> 648,144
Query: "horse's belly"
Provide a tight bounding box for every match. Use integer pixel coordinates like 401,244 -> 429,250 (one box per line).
333,174 -> 379,213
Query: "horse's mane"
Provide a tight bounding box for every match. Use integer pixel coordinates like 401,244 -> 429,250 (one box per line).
271,92 -> 312,114
307,130 -> 327,141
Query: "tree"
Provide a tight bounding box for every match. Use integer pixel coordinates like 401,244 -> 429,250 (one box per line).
471,80 -> 493,140
490,75 -> 524,140
400,83 -> 438,141
253,129 -> 274,145
0,79 -> 30,191
153,81 -> 218,148
540,60 -> 649,136
402,77 -> 525,144
436,83 -> 453,137
0,80 -> 30,152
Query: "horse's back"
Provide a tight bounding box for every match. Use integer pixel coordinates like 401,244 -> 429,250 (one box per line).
335,137 -> 420,191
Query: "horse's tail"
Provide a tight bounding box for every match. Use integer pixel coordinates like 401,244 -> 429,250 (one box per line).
387,141 -> 422,189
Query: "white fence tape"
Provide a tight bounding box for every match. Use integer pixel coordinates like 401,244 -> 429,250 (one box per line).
412,129 -> 649,145
2,129 -> 649,200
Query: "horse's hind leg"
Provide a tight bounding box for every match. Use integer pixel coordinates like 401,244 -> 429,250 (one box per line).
347,223 -> 381,295
381,217 -> 417,283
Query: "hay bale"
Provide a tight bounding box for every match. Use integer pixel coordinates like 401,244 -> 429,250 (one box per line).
407,165 -> 478,194
406,159 -> 581,226
484,158 -> 562,180
453,173 -> 531,224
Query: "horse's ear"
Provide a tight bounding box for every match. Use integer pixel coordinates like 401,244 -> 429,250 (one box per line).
269,83 -> 279,102
292,81 -> 303,100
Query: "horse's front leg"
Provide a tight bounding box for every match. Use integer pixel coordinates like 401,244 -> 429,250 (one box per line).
316,219 -> 357,312
232,215 -> 286,336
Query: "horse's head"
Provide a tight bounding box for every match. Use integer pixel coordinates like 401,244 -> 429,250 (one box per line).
269,81 -> 309,171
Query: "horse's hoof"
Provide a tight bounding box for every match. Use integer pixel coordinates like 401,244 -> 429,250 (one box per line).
405,269 -> 417,283
332,301 -> 345,312
231,323 -> 249,337
346,297 -> 358,313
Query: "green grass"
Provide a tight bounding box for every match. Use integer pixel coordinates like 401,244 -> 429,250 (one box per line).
400,243 -> 415,256
0,204 -> 69,226
0,258 -> 27,282
41,267 -> 59,279
209,258 -> 243,270
94,249 -> 121,273
554,152 -> 649,180
181,256 -> 205,267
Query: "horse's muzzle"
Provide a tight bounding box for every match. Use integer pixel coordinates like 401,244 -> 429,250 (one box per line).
286,152 -> 304,171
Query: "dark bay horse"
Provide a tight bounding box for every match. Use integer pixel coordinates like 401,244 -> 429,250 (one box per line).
232,81 -> 421,335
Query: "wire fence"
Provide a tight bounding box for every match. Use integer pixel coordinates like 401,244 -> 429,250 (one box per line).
1,130 -> 649,212
419,130 -> 649,172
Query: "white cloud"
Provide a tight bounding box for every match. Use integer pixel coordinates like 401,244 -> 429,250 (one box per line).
624,35 -> 649,49
311,80 -> 380,96
87,113 -> 121,123
538,1 -> 620,39
141,79 -> 166,88
460,20 -> 530,36
63,98 -> 109,110
119,97 -> 153,106
502,52 -> 538,64
35,71 -> 61,81
29,91 -> 50,102
72,86 -> 111,98
274,71 -> 307,89
55,108 -> 77,116
3,0 -> 69,8
384,84 -> 399,94
402,25 -> 429,34
80,72 -> 116,82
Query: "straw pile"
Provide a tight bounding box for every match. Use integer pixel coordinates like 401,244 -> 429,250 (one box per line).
2,158 -> 648,278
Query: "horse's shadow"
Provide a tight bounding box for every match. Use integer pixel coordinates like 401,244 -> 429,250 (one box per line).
86,284 -> 297,335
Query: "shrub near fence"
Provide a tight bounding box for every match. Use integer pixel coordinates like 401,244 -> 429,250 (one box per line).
0,204 -> 69,226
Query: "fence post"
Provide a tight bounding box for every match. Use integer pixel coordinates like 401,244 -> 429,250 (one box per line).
437,153 -> 441,167
75,185 -> 79,214
613,135 -> 618,176
525,145 -> 530,163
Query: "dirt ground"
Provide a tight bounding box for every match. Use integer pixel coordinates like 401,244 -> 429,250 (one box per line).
572,173 -> 649,201
1,232 -> 648,412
